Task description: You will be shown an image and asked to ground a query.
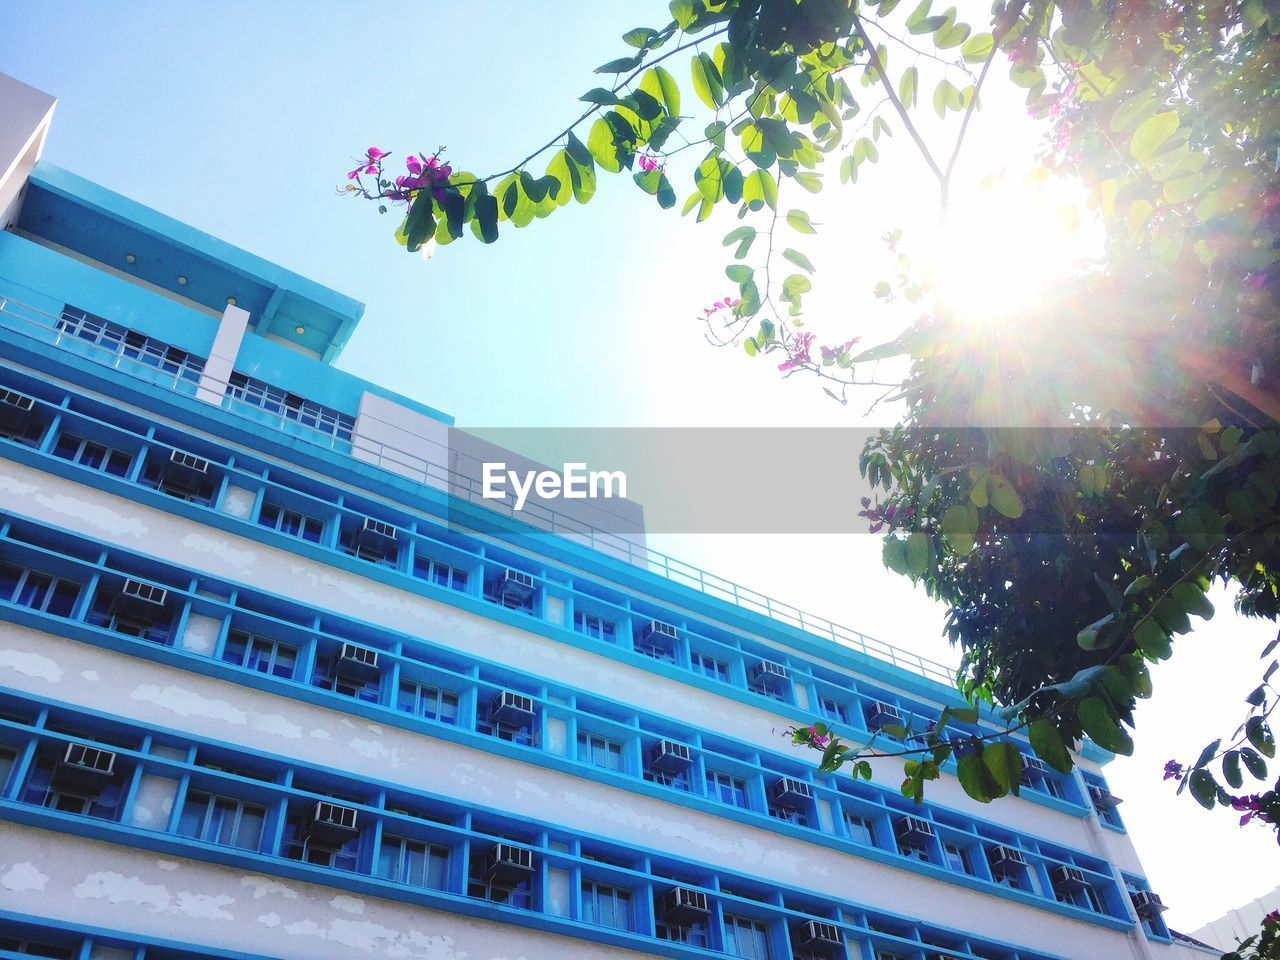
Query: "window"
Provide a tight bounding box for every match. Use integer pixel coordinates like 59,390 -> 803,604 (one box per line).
226,371 -> 355,443
573,611 -> 615,643
724,915 -> 772,959
339,524 -> 399,568
58,306 -> 206,383
0,563 -> 79,618
19,752 -> 125,821
281,806 -> 360,873
1084,772 -> 1125,829
138,454 -> 216,506
0,746 -> 16,794
768,804 -> 809,827
397,680 -> 460,725
844,812 -> 877,846
51,432 -> 132,477
467,844 -> 533,909
582,881 -> 632,930
645,765 -> 691,792
311,654 -> 381,704
222,631 -> 299,680
819,696 -> 851,725
477,697 -> 538,747
577,732 -> 624,773
1057,882 -> 1103,913
377,834 -> 450,890
177,791 -> 266,851
258,502 -> 325,544
897,838 -> 930,863
413,554 -> 469,592
691,651 -> 729,682
85,589 -> 171,645
706,770 -> 749,809
942,842 -> 972,874
0,938 -> 75,960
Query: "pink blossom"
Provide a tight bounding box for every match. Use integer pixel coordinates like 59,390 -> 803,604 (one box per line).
1230,794 -> 1264,825
347,147 -> 389,180
1162,760 -> 1184,781
808,725 -> 830,748
702,296 -> 741,318
637,151 -> 663,173
778,331 -> 816,372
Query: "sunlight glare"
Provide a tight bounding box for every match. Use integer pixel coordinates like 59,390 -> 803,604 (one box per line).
925,169 -> 1103,326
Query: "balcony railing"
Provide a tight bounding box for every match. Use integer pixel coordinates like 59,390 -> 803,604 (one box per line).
0,290 -> 958,687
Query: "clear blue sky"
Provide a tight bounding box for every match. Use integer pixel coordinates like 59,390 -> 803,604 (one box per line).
4,0 -> 1276,931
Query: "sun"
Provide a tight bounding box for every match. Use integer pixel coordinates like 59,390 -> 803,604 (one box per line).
924,168 -> 1103,325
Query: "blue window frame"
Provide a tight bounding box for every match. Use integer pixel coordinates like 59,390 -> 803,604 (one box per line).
844,811 -> 877,846
0,562 -> 79,618
706,770 -> 749,809
1084,772 -> 1125,830
177,791 -> 266,851
223,630 -> 299,680
51,432 -> 133,478
691,650 -> 729,682
20,752 -> 126,822
225,371 -> 355,444
138,455 -> 216,506
582,880 -> 632,930
468,844 -> 533,909
258,501 -> 325,543
0,936 -> 74,960
311,653 -> 381,703
819,696 -> 851,725
724,914 -> 772,959
0,746 -> 17,795
377,834 -> 451,890
573,610 -> 615,642
943,841 -> 972,874
577,732 -> 624,772
413,554 -> 469,592
57,306 -> 206,383
477,698 -> 538,747
644,764 -> 692,792
85,588 -> 172,645
397,680 -> 460,724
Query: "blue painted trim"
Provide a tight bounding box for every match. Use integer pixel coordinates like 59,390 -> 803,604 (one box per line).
0,510 -> 1122,906
0,686 -> 1112,957
0,909 -> 281,960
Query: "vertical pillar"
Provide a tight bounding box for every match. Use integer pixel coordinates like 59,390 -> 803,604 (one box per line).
196,303 -> 250,405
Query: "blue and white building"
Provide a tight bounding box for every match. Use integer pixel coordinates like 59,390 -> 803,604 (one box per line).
0,74 -> 1213,960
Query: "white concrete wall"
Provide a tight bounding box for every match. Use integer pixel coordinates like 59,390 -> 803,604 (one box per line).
0,73 -> 55,231
196,304 -> 250,406
1191,883 -> 1280,952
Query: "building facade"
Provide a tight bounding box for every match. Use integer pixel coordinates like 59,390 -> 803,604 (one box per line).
0,74 -> 1214,960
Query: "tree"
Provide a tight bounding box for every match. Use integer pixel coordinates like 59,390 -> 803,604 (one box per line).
347,1 -> 1280,953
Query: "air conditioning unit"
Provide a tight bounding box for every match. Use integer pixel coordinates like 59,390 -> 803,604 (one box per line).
497,568 -> 535,603
894,815 -> 934,842
334,642 -> 380,683
988,845 -> 1026,870
650,739 -> 692,772
750,659 -> 789,690
1131,890 -> 1167,919
641,619 -> 678,642
305,800 -> 360,846
1089,784 -> 1123,810
165,448 -> 210,482
492,690 -> 535,725
487,842 -> 535,885
115,578 -> 169,621
663,885 -> 710,924
0,388 -> 35,431
1023,756 -> 1049,775
53,742 -> 117,790
770,777 -> 813,807
1050,865 -> 1088,892
795,919 -> 841,952
353,516 -> 397,557
866,701 -> 903,731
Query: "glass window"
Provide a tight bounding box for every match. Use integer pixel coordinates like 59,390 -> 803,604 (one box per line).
691,651 -> 729,682
258,502 -> 325,544
85,589 -> 172,645
0,563 -> 79,619
819,696 -> 851,724
58,307 -> 206,383
413,554 -> 469,592
943,842 -> 972,874
577,732 -> 624,772
724,915 -> 772,959
0,746 -> 16,794
582,881 -> 632,930
573,611 -> 615,642
844,812 -> 876,845
223,631 -> 299,679
377,834 -> 450,890
397,680 -> 460,724
706,770 -> 749,809
177,791 -> 266,851
51,432 -> 133,477
226,372 -> 355,443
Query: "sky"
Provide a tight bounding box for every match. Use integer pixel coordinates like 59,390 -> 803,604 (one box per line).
2,0 -> 1276,933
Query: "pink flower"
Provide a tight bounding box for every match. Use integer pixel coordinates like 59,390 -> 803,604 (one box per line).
1264,911 -> 1280,926
1162,760 -> 1183,781
778,332 -> 816,372
347,147 -> 389,180
808,725 -> 830,748
1230,794 -> 1264,826
637,151 -> 663,173
702,296 -> 741,318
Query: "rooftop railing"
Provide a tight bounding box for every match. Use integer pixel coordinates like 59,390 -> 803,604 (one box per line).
0,291 -> 959,687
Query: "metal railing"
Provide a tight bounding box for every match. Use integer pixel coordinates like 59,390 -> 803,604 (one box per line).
0,291 -> 958,687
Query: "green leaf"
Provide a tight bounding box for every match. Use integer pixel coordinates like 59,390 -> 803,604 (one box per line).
743,169 -> 778,210
595,54 -> 643,75
961,32 -> 993,63
982,741 -> 1023,793
669,0 -> 697,28
1133,620 -> 1172,660
639,65 -> 681,116
472,194 -> 499,243
898,67 -> 918,109
1130,111 -> 1179,162
1078,696 -> 1134,755
695,156 -> 724,201
588,117 -> 623,173
725,264 -> 752,282
1241,747 -> 1268,780
941,503 -> 978,554
904,531 -> 930,577
1187,769 -> 1217,810
1172,582 -> 1214,621
1077,613 -> 1115,651
1223,750 -> 1243,789
783,248 -> 815,274
403,197 -> 436,253
986,473 -> 1024,518
1246,717 -> 1275,758
655,172 -> 677,209
786,209 -> 816,234
691,52 -> 723,110
957,752 -> 1000,802
743,337 -> 757,357
1028,719 -> 1073,773
580,88 -> 622,107
622,26 -> 658,49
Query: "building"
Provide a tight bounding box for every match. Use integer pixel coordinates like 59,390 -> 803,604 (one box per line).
0,73 -> 1215,960
1190,884 -> 1280,954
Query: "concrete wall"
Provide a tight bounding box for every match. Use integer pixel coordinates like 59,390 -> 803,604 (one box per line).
1191,883 -> 1280,952
0,73 -> 55,231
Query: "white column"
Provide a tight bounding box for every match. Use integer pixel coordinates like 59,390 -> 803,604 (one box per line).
196,303 -> 250,405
